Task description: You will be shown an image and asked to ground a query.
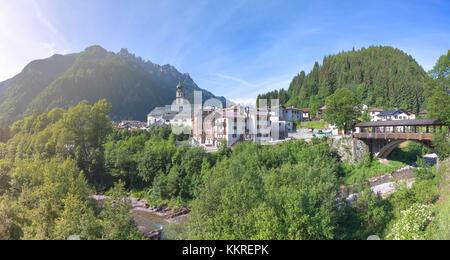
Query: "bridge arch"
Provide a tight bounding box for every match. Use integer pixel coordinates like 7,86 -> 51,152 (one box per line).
376,140 -> 436,159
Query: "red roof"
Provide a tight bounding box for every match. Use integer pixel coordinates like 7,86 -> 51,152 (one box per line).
369,108 -> 384,112
301,108 -> 311,113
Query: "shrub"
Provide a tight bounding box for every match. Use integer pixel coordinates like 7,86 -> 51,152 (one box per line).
387,204 -> 434,240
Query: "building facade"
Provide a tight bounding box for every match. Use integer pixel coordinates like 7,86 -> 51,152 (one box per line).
147,82 -> 194,130
369,108 -> 384,121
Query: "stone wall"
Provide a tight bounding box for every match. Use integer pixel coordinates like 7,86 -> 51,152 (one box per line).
329,137 -> 369,164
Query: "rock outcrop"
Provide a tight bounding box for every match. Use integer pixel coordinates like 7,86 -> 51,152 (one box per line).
330,137 -> 369,164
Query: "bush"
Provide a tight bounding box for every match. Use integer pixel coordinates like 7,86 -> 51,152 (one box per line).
387,204 -> 434,240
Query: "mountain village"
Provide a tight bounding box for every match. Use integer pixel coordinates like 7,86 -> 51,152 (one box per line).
111,82 -> 434,150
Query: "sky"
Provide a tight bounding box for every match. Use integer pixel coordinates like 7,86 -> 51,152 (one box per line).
0,0 -> 449,105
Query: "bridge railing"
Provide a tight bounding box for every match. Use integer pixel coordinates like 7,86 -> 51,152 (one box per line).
353,132 -> 433,141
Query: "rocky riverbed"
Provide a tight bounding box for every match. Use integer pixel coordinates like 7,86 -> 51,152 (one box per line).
342,165 -> 416,204
91,195 -> 190,239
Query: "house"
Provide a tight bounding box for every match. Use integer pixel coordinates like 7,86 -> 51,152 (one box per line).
419,110 -> 429,117
269,105 -> 302,132
193,104 -> 286,147
406,111 -> 416,120
201,105 -> 271,146
369,108 -> 384,121
212,105 -> 271,146
328,119 -> 361,136
373,108 -> 410,132
285,106 -> 303,125
301,108 -> 311,120
317,105 -> 326,117
376,109 -> 409,121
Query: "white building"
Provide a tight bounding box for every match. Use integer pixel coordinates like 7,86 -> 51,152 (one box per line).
406,111 -> 416,120
376,109 -> 409,121
369,108 -> 384,122
269,105 -> 303,138
301,108 -> 311,120
193,104 -> 277,147
247,107 -> 272,143
147,82 -> 193,130
373,109 -> 411,132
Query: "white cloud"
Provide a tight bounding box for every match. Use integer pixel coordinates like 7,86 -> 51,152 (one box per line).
215,73 -> 258,88
0,0 -> 71,82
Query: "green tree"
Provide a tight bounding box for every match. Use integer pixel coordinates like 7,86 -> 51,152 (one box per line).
188,141 -> 341,240
431,132 -> 450,159
54,193 -> 103,240
100,181 -> 144,240
324,88 -> 359,132
425,50 -> 449,124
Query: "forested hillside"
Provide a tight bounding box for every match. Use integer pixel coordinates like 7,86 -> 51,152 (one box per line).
258,46 -> 427,113
0,45 -> 226,125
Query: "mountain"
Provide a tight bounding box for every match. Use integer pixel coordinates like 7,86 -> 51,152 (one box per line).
257,46 -> 427,113
0,45 -> 227,125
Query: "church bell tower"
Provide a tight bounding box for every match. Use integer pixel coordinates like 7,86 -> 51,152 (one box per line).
176,82 -> 184,105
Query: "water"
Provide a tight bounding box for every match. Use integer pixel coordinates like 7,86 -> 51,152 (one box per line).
131,209 -> 188,240
131,210 -> 167,233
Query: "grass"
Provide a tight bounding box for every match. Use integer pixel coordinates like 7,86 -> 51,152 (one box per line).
341,159 -> 406,185
298,121 -> 328,130
341,141 -> 431,185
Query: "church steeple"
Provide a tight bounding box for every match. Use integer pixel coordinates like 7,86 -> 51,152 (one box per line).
176,82 -> 184,105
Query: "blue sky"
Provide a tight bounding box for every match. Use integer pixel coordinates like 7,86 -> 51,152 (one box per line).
0,0 -> 449,104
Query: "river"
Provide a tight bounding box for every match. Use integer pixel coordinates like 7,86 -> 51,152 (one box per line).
130,207 -> 189,240
131,210 -> 167,233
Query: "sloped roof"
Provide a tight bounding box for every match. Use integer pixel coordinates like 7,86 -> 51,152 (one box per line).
377,109 -> 405,117
356,119 -> 442,127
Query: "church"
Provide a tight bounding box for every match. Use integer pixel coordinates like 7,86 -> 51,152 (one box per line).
147,82 -> 194,129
